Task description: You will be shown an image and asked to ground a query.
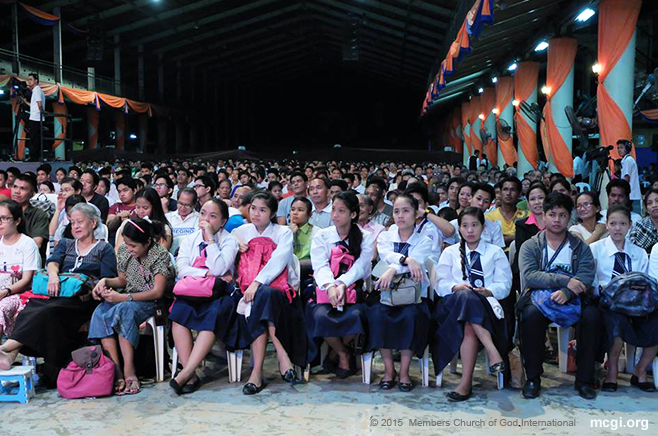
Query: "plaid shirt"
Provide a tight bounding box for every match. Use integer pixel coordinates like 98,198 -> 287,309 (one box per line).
629,216 -> 658,252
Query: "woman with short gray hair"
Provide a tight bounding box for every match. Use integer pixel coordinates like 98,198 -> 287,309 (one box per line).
0,201 -> 117,386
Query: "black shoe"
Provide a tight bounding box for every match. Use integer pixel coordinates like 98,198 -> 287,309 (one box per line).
169,379 -> 183,396
281,368 -> 300,384
335,366 -> 357,380
447,390 -> 472,402
601,382 -> 618,392
398,382 -> 414,392
575,381 -> 597,399
522,378 -> 541,399
243,382 -> 265,395
181,376 -> 201,395
322,358 -> 339,375
379,372 -> 397,390
630,375 -> 656,392
489,361 -> 506,374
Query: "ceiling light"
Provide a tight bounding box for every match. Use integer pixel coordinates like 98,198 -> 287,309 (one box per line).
507,62 -> 517,71
491,77 -> 498,83
0,89 -> 4,95
492,108 -> 500,115
478,113 -> 485,120
592,63 -> 602,74
129,134 -> 137,140
512,99 -> 520,106
534,41 -> 549,52
575,8 -> 595,22
478,87 -> 484,93
541,85 -> 551,95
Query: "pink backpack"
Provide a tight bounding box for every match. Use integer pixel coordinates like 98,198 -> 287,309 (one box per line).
173,248 -> 224,302
315,245 -> 359,305
237,237 -> 294,303
57,345 -> 115,399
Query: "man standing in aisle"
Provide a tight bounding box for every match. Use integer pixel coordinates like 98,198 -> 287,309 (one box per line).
617,139 -> 642,214
27,73 -> 45,158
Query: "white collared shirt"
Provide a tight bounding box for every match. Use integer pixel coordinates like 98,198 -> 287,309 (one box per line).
621,155 -> 642,201
448,218 -> 505,248
649,244 -> 658,279
309,201 -> 333,229
416,218 -> 444,258
166,210 -> 199,238
590,236 -> 648,294
435,239 -> 512,300
231,222 -> 296,286
599,208 -> 642,225
311,226 -> 374,290
377,224 -> 432,297
176,228 -> 238,279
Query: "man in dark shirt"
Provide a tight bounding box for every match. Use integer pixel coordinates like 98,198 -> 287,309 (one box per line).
12,173 -> 49,260
81,169 -> 109,222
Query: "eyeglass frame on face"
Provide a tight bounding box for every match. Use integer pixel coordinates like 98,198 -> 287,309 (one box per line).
0,215 -> 14,223
178,201 -> 194,209
194,184 -> 206,190
154,183 -> 169,189
576,201 -> 594,210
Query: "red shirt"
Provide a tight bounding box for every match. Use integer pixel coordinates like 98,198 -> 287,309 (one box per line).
109,202 -> 136,216
0,188 -> 11,199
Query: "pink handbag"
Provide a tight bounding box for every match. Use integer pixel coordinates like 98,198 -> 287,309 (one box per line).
315,245 -> 358,305
237,237 -> 295,303
173,249 -> 221,301
57,346 -> 115,399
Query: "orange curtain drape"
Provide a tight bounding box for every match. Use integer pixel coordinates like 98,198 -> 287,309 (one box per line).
495,77 -> 517,166
115,112 -> 125,150
470,96 -> 483,153
597,0 -> 641,165
541,38 -> 577,177
480,88 -> 497,166
52,103 -> 67,149
462,101 -> 472,155
514,62 -> 539,169
452,108 -> 463,153
10,95 -> 27,160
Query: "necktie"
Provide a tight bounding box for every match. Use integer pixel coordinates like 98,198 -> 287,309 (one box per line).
394,242 -> 410,256
611,252 -> 629,279
199,242 -> 208,255
469,251 -> 485,288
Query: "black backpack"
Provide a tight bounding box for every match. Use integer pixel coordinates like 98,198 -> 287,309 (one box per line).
600,272 -> 658,317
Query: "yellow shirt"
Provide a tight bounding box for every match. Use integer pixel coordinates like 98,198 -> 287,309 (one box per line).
485,207 -> 529,239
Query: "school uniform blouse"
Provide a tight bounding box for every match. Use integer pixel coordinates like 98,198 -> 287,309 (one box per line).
416,217 -> 444,258
435,240 -> 512,300
377,224 -> 432,297
176,228 -> 238,279
232,222 -> 294,286
311,226 -> 374,291
590,236 -> 648,295
649,244 -> 658,279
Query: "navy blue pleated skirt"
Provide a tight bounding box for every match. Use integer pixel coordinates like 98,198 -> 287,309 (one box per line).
431,290 -> 507,375
602,309 -> 658,349
169,286 -> 237,337
229,285 -> 308,368
305,302 -> 367,362
366,300 -> 431,357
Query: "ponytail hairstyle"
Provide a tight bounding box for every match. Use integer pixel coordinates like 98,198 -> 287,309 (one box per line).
457,206 -> 485,281
334,191 -> 362,258
122,217 -> 155,248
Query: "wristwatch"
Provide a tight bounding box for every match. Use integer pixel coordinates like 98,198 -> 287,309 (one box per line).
126,293 -> 134,302
400,255 -> 407,265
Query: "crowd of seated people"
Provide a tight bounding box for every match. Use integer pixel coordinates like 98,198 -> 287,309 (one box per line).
0,153 -> 658,403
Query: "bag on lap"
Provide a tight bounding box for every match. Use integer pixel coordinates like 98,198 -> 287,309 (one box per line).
600,272 -> 658,317
57,345 -> 115,399
237,237 -> 295,302
173,247 -> 229,303
315,245 -> 362,305
371,259 -> 422,307
32,270 -> 91,298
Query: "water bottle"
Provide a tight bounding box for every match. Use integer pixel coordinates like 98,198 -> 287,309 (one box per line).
21,357 -> 39,385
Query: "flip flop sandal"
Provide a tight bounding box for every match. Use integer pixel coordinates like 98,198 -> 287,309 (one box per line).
114,379 -> 126,396
123,377 -> 141,395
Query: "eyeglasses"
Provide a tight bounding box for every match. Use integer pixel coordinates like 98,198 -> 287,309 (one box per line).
576,202 -> 594,209
178,202 -> 194,209
0,216 -> 14,223
154,183 -> 168,189
194,184 -> 206,189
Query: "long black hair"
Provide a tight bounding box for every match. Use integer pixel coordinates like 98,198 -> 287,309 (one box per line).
334,191 -> 362,259
457,206 -> 485,281
122,217 -> 155,248
250,191 -> 278,223
135,187 -> 171,241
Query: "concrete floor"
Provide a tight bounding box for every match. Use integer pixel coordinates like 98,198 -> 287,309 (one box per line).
1,353 -> 656,436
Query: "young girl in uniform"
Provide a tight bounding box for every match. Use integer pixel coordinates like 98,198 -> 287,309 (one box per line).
368,194 -> 432,392
307,192 -> 374,378
433,207 -> 512,401
590,205 -> 656,392
232,192 -> 306,395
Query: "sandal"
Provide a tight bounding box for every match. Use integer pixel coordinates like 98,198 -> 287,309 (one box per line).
114,379 -> 126,395
123,377 -> 141,395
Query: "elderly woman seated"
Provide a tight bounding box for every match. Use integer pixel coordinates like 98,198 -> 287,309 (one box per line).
0,203 -> 117,386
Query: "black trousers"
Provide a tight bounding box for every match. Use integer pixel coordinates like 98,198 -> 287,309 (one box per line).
28,119 -> 42,158
519,301 -> 601,384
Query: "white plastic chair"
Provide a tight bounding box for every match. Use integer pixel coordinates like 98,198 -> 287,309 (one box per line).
144,316 -> 165,382
361,347 -> 432,387
548,323 -> 573,373
575,182 -> 591,193
625,345 -> 658,389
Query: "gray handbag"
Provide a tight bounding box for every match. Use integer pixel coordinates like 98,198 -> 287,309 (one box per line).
372,260 -> 422,306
